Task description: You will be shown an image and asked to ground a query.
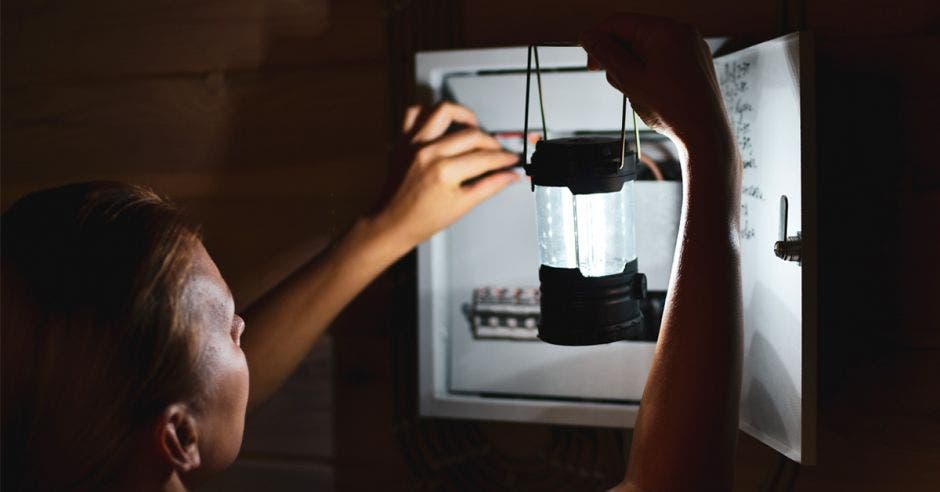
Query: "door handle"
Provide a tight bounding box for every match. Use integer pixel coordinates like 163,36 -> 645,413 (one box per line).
774,195 -> 802,265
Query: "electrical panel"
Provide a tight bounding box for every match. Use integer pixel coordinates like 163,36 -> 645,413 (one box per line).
416,33 -> 816,463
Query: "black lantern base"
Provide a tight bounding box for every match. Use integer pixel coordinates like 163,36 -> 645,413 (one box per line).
538,261 -> 648,346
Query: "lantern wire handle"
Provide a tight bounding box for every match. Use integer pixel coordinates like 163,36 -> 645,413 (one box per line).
522,43 -> 641,171
533,46 -> 548,141
522,46 -> 532,172
619,96 -> 643,170
619,96 -> 627,169
633,108 -> 642,162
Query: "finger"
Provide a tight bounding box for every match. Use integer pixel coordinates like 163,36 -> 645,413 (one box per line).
582,29 -> 645,76
439,150 -> 519,183
402,105 -> 422,133
462,170 -> 519,205
420,128 -> 501,162
411,102 -> 479,143
584,31 -> 647,100
631,101 -> 657,128
698,32 -> 713,60
606,72 -> 624,94
586,53 -> 601,71
698,36 -> 721,87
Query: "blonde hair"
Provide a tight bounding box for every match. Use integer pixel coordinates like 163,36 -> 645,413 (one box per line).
2,182 -> 204,490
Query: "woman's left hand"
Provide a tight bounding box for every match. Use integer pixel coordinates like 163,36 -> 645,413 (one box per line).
373,102 -> 520,251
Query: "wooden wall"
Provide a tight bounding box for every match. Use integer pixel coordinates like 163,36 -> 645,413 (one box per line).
3,0 -> 938,491
2,0 -> 389,489
795,0 -> 940,488
2,0 -> 389,305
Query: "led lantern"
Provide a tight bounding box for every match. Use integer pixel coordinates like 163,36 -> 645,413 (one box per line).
522,45 -> 647,346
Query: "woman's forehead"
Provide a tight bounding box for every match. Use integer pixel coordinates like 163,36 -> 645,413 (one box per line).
184,243 -> 234,323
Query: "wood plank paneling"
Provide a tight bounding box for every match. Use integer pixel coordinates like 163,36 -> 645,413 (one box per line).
731,352 -> 940,491
821,350 -> 940,457
796,349 -> 940,490
804,0 -> 936,35
3,3 -> 391,491
242,335 -> 334,459
900,192 -> 940,348
460,0 -> 780,46
2,66 -> 387,186
178,195 -> 362,308
1,0 -> 385,86
732,433 -> 779,491
332,273 -> 418,490
804,6 -> 940,484
198,459 -> 333,491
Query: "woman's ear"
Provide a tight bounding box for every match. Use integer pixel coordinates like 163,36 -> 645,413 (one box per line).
156,403 -> 201,473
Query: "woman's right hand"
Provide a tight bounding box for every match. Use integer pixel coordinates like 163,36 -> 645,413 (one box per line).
580,14 -> 734,157
372,102 -> 519,253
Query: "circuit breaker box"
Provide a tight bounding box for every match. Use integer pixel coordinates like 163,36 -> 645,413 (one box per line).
416,33 -> 816,463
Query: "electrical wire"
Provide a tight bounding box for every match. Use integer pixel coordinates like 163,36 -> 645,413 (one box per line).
639,154 -> 665,181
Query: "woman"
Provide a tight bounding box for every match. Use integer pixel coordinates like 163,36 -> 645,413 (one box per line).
1,13 -> 741,492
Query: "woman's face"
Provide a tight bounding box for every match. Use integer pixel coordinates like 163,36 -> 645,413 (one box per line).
182,242 -> 249,478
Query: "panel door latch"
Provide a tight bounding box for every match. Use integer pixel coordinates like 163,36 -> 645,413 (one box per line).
774,195 -> 802,265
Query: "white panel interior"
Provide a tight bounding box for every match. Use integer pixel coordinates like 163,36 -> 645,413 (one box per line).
446,71 -> 650,133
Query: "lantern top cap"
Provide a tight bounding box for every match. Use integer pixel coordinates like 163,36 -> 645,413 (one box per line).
525,136 -> 637,194
534,136 -> 628,162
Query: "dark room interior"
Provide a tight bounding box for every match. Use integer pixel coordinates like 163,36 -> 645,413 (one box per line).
2,1 -> 938,490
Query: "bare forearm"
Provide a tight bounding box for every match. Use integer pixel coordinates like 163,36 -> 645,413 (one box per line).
624,136 -> 743,491
580,13 -> 745,491
240,215 -> 410,409
239,102 -> 517,410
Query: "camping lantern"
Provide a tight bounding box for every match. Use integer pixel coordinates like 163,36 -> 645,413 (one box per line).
522,45 -> 647,346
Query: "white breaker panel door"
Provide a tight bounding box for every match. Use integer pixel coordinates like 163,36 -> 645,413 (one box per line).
415,33 -> 816,463
715,32 -> 817,464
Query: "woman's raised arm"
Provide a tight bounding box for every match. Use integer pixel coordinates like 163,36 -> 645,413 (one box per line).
240,102 -> 519,409
582,14 -> 744,491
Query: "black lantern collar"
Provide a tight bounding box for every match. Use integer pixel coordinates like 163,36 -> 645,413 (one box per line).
526,136 -> 637,194
520,43 -> 643,195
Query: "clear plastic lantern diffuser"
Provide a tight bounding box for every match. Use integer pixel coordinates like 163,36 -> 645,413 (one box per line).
526,137 -> 647,346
